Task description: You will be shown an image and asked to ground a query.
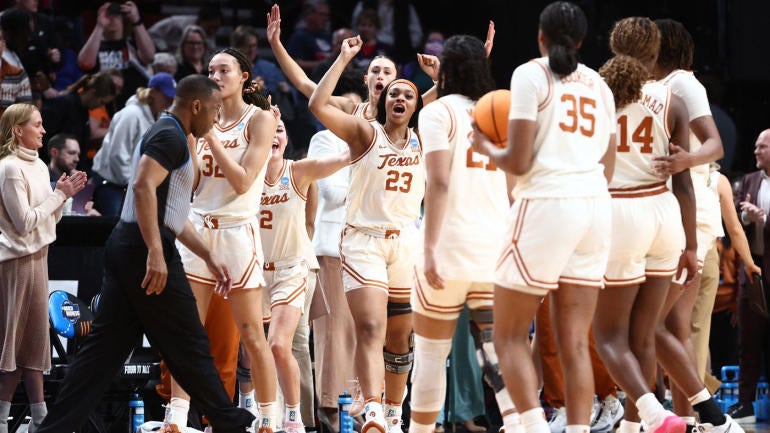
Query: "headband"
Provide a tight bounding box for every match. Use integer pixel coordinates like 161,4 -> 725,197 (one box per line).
390,79 -> 419,95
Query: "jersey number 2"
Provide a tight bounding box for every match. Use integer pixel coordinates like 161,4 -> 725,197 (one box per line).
260,210 -> 273,229
385,170 -> 413,193
558,94 -> 596,137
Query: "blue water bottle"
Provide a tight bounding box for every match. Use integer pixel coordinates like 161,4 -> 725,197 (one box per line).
128,393 -> 145,433
338,392 -> 354,433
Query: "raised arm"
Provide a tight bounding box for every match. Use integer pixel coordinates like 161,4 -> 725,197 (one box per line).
122,1 -> 155,65
203,109 -> 276,195
78,3 -> 111,71
266,4 -> 354,113
308,36 -> 373,160
292,148 -> 351,196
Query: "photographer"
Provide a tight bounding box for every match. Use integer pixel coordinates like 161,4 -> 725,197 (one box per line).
77,1 -> 154,109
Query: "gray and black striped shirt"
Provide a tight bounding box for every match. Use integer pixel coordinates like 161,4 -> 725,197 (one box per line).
120,115 -> 193,235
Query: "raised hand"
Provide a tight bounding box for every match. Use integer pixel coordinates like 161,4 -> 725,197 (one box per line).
340,36 -> 363,61
485,20 -> 496,57
417,53 -> 440,81
266,4 -> 282,46
740,193 -> 766,223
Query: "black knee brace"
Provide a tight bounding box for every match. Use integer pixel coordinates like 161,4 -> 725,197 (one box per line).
384,348 -> 414,374
387,301 -> 412,317
469,309 -> 505,393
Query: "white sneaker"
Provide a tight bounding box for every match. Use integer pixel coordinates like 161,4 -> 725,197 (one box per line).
695,415 -> 745,433
361,401 -> 387,433
591,396 -> 625,433
284,421 -> 306,433
549,407 -> 567,433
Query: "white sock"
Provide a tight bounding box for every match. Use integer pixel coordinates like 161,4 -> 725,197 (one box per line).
28,402 -> 47,433
166,397 -> 190,428
496,390 -> 519,433
0,401 -> 11,433
687,388 -> 711,406
407,420 -> 433,433
520,407 -> 549,433
259,401 -> 278,431
636,393 -> 665,427
618,420 -> 641,433
565,425 -> 590,433
384,401 -> 402,429
285,403 -> 303,426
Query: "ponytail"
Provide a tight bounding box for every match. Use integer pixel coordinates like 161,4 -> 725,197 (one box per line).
539,1 -> 587,76
599,55 -> 648,109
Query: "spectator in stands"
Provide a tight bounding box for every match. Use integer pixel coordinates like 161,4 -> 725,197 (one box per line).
148,5 -> 222,53
286,0 -> 332,75
402,30 -> 444,94
351,8 -> 394,71
51,17 -> 84,92
351,0 -> 423,65
78,1 -> 154,109
174,25 -> 210,82
2,7 -> 58,103
151,52 -> 178,76
0,103 -> 86,433
230,25 -> 296,120
40,71 -> 117,162
88,68 -> 124,161
310,27 -> 357,83
0,27 -> 33,115
47,133 -> 80,184
91,72 -> 175,217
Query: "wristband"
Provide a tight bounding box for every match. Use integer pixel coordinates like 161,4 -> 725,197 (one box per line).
132,18 -> 144,27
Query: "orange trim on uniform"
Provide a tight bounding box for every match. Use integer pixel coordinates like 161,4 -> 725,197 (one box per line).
350,125 -> 378,164
265,159 -> 287,187
603,275 -> 647,287
270,278 -> 307,308
216,104 -> 255,133
289,162 -> 308,201
532,59 -> 553,111
388,287 -> 411,298
342,261 -> 389,292
557,277 -> 604,289
609,181 -> 669,198
186,225 -> 260,289
645,267 -> 678,277
413,267 -> 465,313
663,87 -> 672,138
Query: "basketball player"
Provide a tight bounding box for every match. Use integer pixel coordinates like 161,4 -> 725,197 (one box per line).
593,17 -> 696,433
472,3 -> 615,433
255,117 -> 350,433
650,19 -> 740,433
407,34 -> 518,433
166,48 -> 280,433
309,35 -> 424,433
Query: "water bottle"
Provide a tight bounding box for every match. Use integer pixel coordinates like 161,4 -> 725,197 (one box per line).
338,391 -> 353,433
128,393 -> 144,433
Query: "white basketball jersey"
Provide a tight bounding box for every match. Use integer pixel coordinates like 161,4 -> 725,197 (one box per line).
611,82 -> 672,189
346,123 -> 425,229
509,58 -> 615,199
659,70 -> 721,236
192,105 -> 267,221
417,94 -> 509,281
352,101 -> 376,122
260,160 -> 311,262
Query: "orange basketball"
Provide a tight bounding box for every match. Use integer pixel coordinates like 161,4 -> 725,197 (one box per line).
473,89 -> 511,148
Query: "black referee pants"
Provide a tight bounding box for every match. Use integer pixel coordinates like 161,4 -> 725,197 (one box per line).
38,222 -> 254,433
